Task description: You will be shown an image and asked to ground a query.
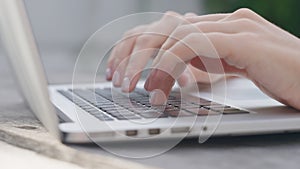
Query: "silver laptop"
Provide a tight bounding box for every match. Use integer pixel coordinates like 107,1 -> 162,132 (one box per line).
1,0 -> 300,144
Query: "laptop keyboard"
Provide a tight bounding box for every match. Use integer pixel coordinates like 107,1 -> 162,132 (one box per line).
58,88 -> 249,121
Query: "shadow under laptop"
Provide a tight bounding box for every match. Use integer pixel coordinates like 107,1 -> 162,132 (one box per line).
68,131 -> 300,159
180,132 -> 300,148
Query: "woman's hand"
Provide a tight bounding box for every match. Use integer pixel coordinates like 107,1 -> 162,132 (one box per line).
106,11 -> 223,92
107,8 -> 300,110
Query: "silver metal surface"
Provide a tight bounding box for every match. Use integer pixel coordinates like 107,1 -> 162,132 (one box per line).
0,0 -> 60,139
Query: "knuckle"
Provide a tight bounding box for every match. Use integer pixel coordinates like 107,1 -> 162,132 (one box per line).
173,25 -> 190,38
161,11 -> 182,23
194,22 -> 209,33
135,35 -> 154,46
163,11 -> 179,18
183,33 -> 199,42
232,8 -> 256,19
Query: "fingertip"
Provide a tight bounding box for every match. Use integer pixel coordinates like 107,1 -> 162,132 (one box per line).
149,89 -> 167,105
106,68 -> 113,81
112,71 -> 122,87
106,58 -> 115,80
121,77 -> 137,93
145,72 -> 175,106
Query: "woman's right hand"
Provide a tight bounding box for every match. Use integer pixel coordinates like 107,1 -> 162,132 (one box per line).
106,11 -> 223,92
106,8 -> 300,111
144,9 -> 300,109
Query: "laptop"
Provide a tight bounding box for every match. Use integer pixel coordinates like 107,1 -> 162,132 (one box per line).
1,0 -> 300,144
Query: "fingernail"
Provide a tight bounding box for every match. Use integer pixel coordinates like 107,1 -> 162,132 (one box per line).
122,77 -> 130,92
106,68 -> 112,80
149,89 -> 167,105
112,71 -> 121,86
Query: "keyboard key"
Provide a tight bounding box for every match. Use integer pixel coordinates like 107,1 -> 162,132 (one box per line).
60,87 -> 248,121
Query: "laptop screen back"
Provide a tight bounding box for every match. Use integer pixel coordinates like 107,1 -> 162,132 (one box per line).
0,0 -> 60,139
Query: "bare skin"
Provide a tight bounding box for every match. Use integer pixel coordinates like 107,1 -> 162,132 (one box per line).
106,8 -> 300,110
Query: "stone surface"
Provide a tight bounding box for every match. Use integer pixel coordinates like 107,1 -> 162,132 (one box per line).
0,140 -> 82,169
0,123 -> 156,169
0,51 -> 156,169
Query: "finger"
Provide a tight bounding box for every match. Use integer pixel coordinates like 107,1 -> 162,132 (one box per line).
221,8 -> 265,23
177,65 -> 206,87
144,69 -> 176,105
190,57 -> 246,76
121,12 -> 184,92
164,32 -> 233,64
177,64 -> 224,87
112,57 -> 129,87
145,33 -> 234,101
144,53 -> 187,105
153,21 -> 237,67
121,48 -> 158,92
106,25 -> 148,80
145,32 -> 233,105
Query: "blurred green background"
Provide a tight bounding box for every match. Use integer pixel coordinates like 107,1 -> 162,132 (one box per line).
203,0 -> 300,37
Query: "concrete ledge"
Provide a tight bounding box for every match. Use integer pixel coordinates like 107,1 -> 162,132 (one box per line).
0,54 -> 156,169
0,123 -> 156,169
